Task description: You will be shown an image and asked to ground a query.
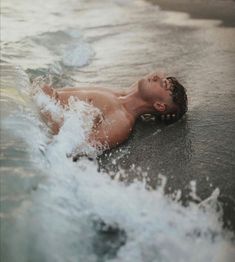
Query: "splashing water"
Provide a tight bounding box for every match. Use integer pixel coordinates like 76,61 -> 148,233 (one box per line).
1,68 -> 234,262
32,80 -> 101,159
1,0 -> 235,260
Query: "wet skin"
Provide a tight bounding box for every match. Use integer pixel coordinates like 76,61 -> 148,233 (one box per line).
38,73 -> 175,149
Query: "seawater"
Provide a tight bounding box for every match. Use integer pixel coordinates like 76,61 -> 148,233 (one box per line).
1,0 -> 235,261
1,65 -> 234,261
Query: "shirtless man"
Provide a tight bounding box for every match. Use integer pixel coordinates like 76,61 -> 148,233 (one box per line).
38,72 -> 187,155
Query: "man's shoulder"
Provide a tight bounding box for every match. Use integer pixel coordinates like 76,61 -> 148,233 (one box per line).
108,108 -> 135,130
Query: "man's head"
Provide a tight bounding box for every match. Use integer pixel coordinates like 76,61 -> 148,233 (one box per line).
138,73 -> 188,122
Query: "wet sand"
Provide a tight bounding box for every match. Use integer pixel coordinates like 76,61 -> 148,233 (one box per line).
99,0 -> 235,230
146,0 -> 235,27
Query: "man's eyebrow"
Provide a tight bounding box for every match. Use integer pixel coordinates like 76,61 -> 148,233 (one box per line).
169,81 -> 173,90
167,78 -> 174,91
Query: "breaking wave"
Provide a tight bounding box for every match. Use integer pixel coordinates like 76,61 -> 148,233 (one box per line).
1,68 -> 234,262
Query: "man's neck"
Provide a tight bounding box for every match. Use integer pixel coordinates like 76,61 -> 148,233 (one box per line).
118,83 -> 155,118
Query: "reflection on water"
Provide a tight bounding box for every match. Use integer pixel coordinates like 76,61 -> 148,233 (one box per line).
1,0 -> 235,261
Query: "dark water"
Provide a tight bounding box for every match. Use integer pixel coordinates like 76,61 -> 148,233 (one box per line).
1,0 -> 235,261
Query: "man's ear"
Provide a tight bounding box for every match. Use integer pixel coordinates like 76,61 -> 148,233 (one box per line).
153,101 -> 167,113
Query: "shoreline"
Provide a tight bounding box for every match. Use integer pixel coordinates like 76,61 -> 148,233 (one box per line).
145,0 -> 235,27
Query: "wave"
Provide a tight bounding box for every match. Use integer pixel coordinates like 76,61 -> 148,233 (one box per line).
1,65 -> 234,262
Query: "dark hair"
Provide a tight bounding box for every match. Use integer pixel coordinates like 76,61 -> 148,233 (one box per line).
168,76 -> 188,117
157,76 -> 188,124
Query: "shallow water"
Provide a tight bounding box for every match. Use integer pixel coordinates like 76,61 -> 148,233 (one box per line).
1,0 -> 235,261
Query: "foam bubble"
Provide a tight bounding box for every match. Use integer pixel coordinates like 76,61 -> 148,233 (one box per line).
62,42 -> 94,67
3,83 -> 235,262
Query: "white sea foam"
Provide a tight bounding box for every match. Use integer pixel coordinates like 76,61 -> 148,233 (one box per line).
3,85 -> 234,262
62,42 -> 94,67
1,0 -> 235,259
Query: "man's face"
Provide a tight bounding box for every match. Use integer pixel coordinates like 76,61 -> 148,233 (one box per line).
138,73 -> 173,104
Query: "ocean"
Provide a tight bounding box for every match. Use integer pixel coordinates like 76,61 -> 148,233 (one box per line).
1,0 -> 235,261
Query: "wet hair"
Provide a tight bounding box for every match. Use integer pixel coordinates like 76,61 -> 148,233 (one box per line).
157,76 -> 188,124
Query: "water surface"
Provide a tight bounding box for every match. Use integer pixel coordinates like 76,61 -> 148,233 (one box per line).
1,0 -> 235,261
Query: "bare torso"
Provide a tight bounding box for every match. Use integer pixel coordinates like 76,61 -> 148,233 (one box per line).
40,85 -> 136,149
37,73 -> 186,154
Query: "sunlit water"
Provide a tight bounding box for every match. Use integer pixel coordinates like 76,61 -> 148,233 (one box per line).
1,0 -> 235,261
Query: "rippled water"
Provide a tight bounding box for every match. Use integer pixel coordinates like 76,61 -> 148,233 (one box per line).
1,0 -> 235,261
